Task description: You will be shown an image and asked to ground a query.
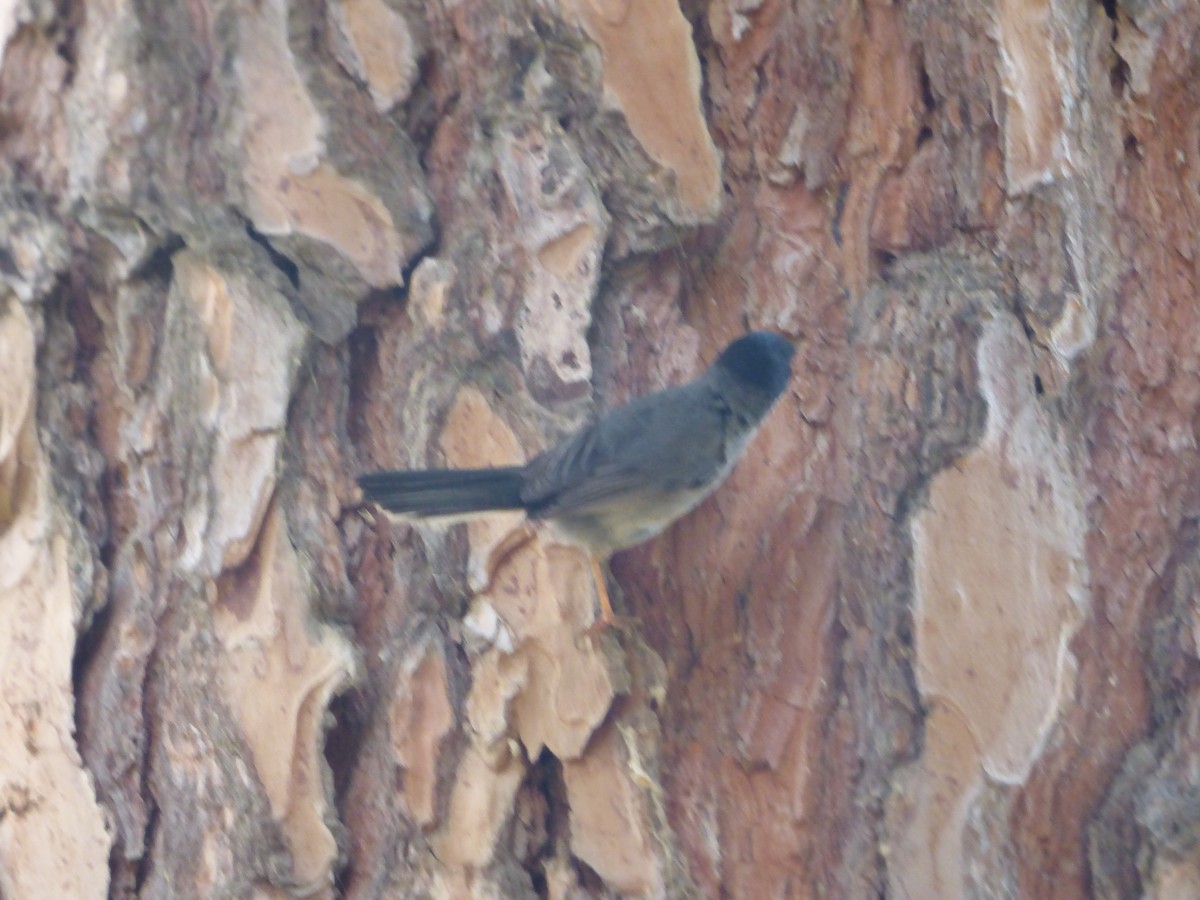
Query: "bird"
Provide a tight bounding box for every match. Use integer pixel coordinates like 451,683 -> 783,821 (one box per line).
358,330 -> 796,626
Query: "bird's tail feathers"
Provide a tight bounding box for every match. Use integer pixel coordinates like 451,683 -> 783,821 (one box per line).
358,467 -> 526,519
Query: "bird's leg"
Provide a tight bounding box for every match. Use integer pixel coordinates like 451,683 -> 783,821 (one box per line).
589,555 -> 615,628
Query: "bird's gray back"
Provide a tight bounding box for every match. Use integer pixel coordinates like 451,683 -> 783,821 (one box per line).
520,378 -> 729,520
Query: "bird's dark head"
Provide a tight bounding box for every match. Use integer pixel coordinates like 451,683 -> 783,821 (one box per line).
713,331 -> 795,401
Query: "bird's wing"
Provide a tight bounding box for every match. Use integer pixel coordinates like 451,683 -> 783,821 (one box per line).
519,417 -> 635,516
520,382 -> 726,518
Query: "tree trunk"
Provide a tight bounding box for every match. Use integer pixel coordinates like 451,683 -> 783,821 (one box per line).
1,0 -> 1197,896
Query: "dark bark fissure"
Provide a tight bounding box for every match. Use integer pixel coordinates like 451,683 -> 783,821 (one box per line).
245,221 -> 302,290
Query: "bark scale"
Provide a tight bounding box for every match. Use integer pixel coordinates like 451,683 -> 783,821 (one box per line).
0,0 -> 1197,897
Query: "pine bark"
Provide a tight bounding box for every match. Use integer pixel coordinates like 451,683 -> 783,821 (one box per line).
1,0 -> 1198,896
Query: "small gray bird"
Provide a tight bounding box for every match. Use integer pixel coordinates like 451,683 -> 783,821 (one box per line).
358,331 -> 795,624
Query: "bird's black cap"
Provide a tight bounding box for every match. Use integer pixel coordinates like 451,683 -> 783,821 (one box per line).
713,331 -> 795,399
